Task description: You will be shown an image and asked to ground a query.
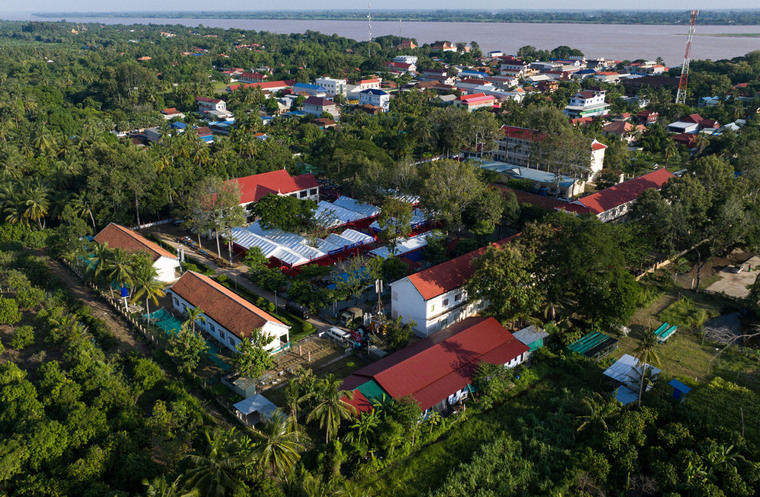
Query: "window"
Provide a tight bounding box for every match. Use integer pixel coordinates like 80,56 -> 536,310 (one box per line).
443,298 -> 449,307
430,304 -> 435,312
455,293 -> 462,302
309,188 -> 317,195
299,191 -> 307,198
228,337 -> 235,345
209,324 -> 215,332
392,291 -> 398,301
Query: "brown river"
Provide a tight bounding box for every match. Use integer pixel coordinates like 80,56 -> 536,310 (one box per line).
3,14 -> 760,65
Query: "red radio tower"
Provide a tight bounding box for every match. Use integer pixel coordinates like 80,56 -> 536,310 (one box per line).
676,9 -> 699,105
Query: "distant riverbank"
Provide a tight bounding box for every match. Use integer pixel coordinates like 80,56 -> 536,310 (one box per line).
28,9 -> 760,26
2,14 -> 760,65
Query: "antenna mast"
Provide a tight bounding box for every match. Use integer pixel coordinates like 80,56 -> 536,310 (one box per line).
676,9 -> 698,105
367,3 -> 372,58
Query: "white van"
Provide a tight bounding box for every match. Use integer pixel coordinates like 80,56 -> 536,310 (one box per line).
325,327 -> 351,343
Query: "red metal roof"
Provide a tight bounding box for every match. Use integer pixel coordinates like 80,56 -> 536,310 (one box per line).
570,169 -> 675,215
406,236 -> 516,301
341,317 -> 529,411
501,125 -> 545,141
93,223 -> 175,262
168,271 -> 284,340
304,96 -> 335,107
229,170 -> 319,204
341,390 -> 373,415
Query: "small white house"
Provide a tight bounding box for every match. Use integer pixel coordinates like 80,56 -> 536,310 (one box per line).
93,223 -> 180,283
167,271 -> 290,353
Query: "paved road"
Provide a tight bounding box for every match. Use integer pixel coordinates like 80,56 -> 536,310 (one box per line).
706,255 -> 760,299
150,232 -> 337,335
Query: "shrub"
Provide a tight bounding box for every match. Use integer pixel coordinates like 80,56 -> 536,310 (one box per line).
0,297 -> 22,326
217,274 -> 228,284
10,325 -> 35,350
303,322 -> 316,334
267,302 -> 276,313
17,287 -> 45,310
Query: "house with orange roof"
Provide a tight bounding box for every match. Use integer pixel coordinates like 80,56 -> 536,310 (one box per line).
167,271 -> 290,353
389,237 -> 516,337
93,223 -> 180,282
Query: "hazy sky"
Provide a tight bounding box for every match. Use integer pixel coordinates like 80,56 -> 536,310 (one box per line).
5,1 -> 760,13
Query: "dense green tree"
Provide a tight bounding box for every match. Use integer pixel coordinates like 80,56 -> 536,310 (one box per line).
305,374 -> 357,444
233,329 -> 274,380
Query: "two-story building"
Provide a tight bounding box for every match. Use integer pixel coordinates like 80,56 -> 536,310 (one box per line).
563,89 -> 610,118
93,223 -> 180,283
392,55 -> 418,65
302,96 -> 339,118
499,57 -> 532,78
196,97 -> 233,120
390,237 -> 514,337
385,61 -> 417,75
315,77 -> 347,97
167,271 -> 290,354
493,125 -> 607,181
358,88 -> 390,112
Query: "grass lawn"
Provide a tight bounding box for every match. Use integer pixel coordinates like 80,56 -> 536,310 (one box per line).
614,280 -> 757,386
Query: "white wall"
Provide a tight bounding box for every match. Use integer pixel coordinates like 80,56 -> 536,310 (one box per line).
168,291 -> 289,353
154,256 -> 181,283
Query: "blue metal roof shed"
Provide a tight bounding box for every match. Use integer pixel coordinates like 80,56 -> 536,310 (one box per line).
669,379 -> 692,401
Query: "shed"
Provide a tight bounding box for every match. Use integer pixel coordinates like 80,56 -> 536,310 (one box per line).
567,331 -> 618,360
512,325 -> 549,354
603,354 -> 662,391
233,394 -> 278,426
669,379 -> 692,401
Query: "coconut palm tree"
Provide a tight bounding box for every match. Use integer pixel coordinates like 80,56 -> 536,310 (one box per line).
245,410 -> 304,479
305,374 -> 357,445
21,179 -> 50,228
576,392 -> 620,432
131,265 -> 165,322
106,248 -> 135,299
86,242 -> 112,284
345,410 -> 379,455
70,192 -> 97,231
182,430 -> 242,497
143,475 -> 196,497
183,306 -> 206,334
633,329 -> 661,407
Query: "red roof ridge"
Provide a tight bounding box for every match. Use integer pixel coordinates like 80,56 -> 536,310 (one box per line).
169,271 -> 284,340
93,223 -> 175,262
571,169 -> 674,215
405,236 -> 517,300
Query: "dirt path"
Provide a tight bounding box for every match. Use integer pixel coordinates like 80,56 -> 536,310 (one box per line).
49,260 -> 152,356
49,260 -> 236,426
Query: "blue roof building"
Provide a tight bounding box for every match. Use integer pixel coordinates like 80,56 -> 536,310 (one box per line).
293,82 -> 327,96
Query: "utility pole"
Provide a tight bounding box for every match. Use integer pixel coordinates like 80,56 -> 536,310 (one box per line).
675,9 -> 699,105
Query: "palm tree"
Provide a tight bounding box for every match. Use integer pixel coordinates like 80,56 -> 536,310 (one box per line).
49,313 -> 89,345
182,430 -> 242,497
664,140 -> 679,166
633,329 -> 661,407
70,192 -> 97,231
245,410 -> 304,479
183,306 -> 206,334
693,133 -> 711,156
427,411 -> 443,434
284,380 -> 303,440
85,242 -> 110,279
576,392 -> 619,432
21,179 -> 50,228
345,410 -> 379,456
131,265 -> 165,322
106,248 -> 135,300
143,475 -> 196,497
305,374 -> 357,445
